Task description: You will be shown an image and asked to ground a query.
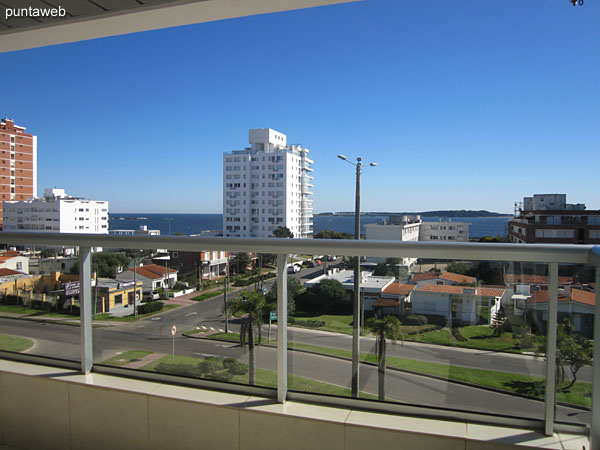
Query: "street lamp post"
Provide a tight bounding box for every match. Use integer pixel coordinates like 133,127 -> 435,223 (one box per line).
337,154 -> 377,398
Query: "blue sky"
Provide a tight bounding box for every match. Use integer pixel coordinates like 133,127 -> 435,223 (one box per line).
1,0 -> 598,214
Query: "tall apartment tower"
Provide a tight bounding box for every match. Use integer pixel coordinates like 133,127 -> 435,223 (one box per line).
0,118 -> 37,229
223,129 -> 313,238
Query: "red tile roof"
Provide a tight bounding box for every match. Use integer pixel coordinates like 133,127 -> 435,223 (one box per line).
0,268 -> 22,276
440,272 -> 476,284
1,250 -> 21,256
127,264 -> 178,280
382,283 -> 415,296
529,288 -> 594,306
410,271 -> 476,284
410,272 -> 440,282
0,255 -> 20,263
417,284 -> 504,297
504,274 -> 574,285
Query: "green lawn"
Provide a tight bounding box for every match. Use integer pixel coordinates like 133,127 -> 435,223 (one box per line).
408,325 -> 527,353
94,304 -> 179,322
0,304 -> 82,319
141,353 -> 376,399
0,334 -> 34,352
293,314 -> 354,334
190,290 -> 224,301
100,350 -> 153,367
202,332 -> 590,407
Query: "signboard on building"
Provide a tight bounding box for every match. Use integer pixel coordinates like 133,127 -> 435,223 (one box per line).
64,281 -> 80,296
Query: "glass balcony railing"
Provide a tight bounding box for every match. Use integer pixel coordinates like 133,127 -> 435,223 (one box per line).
0,231 -> 598,440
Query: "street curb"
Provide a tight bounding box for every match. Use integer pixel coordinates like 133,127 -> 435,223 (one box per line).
185,334 -> 590,412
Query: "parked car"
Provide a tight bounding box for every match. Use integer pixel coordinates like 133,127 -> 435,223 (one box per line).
145,292 -> 160,301
327,255 -> 337,261
287,264 -> 301,274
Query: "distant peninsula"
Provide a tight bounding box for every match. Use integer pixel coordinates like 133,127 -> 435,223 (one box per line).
316,210 -> 512,218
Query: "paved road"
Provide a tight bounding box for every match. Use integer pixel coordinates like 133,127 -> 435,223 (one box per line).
0,316 -> 589,426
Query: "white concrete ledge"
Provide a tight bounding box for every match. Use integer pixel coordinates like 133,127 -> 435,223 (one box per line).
0,359 -> 589,450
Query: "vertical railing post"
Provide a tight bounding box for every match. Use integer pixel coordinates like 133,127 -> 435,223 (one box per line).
276,253 -> 288,403
544,262 -> 559,436
591,254 -> 600,450
79,247 -> 93,374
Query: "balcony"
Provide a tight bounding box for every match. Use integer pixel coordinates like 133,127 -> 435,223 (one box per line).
0,232 -> 598,450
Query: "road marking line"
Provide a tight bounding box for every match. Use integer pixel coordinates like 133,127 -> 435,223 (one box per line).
151,317 -> 161,321
201,326 -> 207,330
218,328 -> 224,332
185,312 -> 197,317
210,327 -> 216,331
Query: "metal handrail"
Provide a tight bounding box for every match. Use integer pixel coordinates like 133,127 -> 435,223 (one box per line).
0,232 -> 595,264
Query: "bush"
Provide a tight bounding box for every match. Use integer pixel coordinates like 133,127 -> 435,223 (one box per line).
1,294 -> 23,305
223,358 -> 248,375
293,319 -> 326,328
138,301 -> 164,315
403,315 -> 428,326
31,300 -> 53,311
154,363 -> 199,378
198,358 -> 224,375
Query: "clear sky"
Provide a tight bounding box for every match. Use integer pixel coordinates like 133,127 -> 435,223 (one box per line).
1,0 -> 598,214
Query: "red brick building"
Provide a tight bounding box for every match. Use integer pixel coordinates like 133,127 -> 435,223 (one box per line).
0,118 -> 37,229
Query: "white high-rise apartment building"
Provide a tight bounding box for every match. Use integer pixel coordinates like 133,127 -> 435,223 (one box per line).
2,188 -> 109,233
223,129 -> 313,238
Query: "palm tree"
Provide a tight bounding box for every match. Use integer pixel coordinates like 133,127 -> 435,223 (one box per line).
229,290 -> 267,385
366,315 -> 403,401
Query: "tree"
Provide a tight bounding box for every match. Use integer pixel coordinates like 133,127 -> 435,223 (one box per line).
231,252 -> 251,274
366,315 -> 403,401
40,248 -> 57,258
228,290 -> 268,385
314,230 -> 352,240
272,226 -> 294,238
342,256 -> 359,270
373,262 -> 393,277
535,319 -> 593,392
266,277 -> 305,316
69,252 -> 131,277
309,279 -> 347,312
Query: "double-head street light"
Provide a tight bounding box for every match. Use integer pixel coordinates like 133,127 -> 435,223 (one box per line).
337,154 -> 377,398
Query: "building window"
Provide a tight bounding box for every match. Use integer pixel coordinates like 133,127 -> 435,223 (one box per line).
114,294 -> 123,305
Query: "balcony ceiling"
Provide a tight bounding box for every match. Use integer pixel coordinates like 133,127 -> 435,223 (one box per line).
0,0 -> 357,53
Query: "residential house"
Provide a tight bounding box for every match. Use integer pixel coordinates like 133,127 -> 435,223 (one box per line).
410,271 -> 477,288
169,250 -> 229,280
0,250 -> 28,273
411,284 -> 506,325
116,264 -> 178,293
527,286 -> 595,338
372,282 -> 415,316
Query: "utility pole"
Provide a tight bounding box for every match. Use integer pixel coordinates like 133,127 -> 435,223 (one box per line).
337,154 -> 377,399
224,274 -> 229,333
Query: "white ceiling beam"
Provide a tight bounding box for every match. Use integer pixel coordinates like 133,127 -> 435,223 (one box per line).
0,0 -> 359,53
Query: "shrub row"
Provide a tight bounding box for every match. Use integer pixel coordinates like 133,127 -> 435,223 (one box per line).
138,301 -> 164,315
154,356 -> 248,382
402,315 -> 428,326
291,319 -> 326,328
233,272 -> 276,287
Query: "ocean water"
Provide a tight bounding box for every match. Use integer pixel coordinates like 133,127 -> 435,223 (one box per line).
110,213 -> 510,238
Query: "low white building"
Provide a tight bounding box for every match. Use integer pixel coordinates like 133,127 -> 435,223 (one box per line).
2,188 -> 109,234
28,256 -> 79,275
420,219 -> 469,242
411,284 -> 506,325
110,225 -> 160,236
365,215 -> 421,268
0,252 -> 28,273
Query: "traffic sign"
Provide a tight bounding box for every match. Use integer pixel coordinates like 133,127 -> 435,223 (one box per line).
262,287 -> 268,295
171,325 -> 177,336
269,311 -> 277,321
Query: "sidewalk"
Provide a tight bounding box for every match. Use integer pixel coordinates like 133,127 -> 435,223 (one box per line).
122,352 -> 166,369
